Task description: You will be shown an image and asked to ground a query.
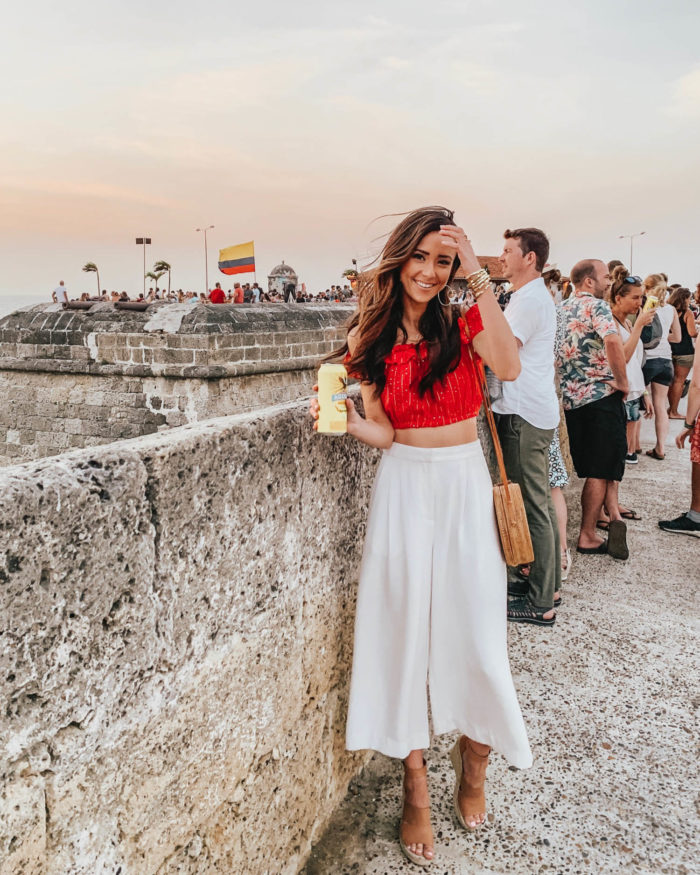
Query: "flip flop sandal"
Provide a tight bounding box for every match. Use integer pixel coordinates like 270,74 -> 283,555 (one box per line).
596,519 -> 610,531
607,520 -> 629,560
645,449 -> 665,460
620,509 -> 642,521
576,542 -> 608,554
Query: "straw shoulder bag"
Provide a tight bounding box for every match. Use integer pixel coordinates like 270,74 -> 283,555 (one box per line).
465,324 -> 534,567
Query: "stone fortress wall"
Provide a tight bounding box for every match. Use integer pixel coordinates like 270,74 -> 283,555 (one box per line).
0,401 -> 378,874
0,300 -> 521,872
0,303 -> 352,467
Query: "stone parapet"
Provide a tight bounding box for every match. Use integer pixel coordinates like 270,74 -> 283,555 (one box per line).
0,399 -> 377,874
0,303 -> 352,466
0,302 -> 351,379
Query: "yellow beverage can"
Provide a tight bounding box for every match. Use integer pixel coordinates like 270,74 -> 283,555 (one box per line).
642,295 -> 659,312
317,363 -> 348,434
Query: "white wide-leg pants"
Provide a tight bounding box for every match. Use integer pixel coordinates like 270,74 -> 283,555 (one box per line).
346,441 -> 533,769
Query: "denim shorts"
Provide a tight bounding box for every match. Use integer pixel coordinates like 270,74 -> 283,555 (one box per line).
624,397 -> 642,422
642,357 -> 673,386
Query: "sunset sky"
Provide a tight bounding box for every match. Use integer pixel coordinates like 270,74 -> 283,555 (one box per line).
1,0 -> 698,305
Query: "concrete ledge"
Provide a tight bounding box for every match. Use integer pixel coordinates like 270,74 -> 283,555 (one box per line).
0,400 -> 378,873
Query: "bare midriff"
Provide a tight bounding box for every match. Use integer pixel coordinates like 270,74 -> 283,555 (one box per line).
393,417 -> 478,448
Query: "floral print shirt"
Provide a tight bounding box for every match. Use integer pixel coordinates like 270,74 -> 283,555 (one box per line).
556,292 -> 619,410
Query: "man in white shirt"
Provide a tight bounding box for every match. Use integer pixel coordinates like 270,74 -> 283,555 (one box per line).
493,228 -> 560,626
53,281 -> 68,304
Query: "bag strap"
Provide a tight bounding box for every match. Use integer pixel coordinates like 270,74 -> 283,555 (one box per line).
463,315 -> 512,494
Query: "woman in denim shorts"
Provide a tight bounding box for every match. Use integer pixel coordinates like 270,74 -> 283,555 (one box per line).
641,274 -> 681,460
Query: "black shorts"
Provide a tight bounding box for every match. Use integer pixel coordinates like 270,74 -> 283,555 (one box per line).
642,357 -> 673,386
564,391 -> 627,481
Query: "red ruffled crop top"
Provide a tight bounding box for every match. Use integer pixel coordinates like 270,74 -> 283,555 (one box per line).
346,306 -> 485,429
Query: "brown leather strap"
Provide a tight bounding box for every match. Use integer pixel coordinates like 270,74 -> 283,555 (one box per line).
464,317 -> 511,494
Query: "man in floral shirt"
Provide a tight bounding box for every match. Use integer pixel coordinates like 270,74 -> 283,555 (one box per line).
557,259 -> 629,559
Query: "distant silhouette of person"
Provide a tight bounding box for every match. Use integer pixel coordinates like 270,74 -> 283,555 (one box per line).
284,282 -> 297,303
53,280 -> 68,304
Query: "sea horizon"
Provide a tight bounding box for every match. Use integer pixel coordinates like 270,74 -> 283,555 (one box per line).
0,293 -> 54,320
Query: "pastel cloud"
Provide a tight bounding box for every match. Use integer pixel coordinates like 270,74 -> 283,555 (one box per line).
667,66 -> 700,120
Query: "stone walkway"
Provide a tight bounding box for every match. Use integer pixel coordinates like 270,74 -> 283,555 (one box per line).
303,411 -> 698,875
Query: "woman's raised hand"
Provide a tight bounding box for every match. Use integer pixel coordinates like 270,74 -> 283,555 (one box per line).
636,309 -> 657,329
439,225 -> 481,275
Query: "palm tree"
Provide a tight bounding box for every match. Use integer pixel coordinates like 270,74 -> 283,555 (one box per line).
153,260 -> 172,294
82,262 -> 100,296
145,270 -> 165,294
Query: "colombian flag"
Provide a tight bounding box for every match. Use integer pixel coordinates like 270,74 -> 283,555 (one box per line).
218,241 -> 255,276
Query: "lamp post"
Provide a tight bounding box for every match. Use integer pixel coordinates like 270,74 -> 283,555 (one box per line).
135,237 -> 152,296
195,225 -> 215,296
618,231 -> 646,273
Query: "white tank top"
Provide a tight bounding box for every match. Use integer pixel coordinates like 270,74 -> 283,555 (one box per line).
616,318 -> 645,400
644,304 -> 675,361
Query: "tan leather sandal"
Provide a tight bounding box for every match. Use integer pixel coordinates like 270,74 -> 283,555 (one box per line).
399,760 -> 434,866
450,736 -> 490,830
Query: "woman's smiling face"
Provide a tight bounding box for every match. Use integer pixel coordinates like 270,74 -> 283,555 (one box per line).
399,231 -> 456,307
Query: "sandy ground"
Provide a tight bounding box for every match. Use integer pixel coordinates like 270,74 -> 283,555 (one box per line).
302,409 -> 699,875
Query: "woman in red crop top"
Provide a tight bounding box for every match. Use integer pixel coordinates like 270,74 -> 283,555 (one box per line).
310,207 -> 532,866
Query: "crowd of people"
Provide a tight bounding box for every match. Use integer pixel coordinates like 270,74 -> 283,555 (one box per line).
309,208 -> 698,866
488,253 -> 699,627
51,280 -> 357,305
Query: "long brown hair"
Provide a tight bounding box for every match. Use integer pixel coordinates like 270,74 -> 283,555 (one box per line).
332,206 -> 463,396
668,287 -> 690,314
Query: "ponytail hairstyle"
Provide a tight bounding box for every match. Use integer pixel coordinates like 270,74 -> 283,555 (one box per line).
331,206 -> 463,397
643,273 -> 668,304
610,265 -> 642,305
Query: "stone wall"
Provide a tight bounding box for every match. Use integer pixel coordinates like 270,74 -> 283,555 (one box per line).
0,303 -> 351,466
0,400 -> 378,874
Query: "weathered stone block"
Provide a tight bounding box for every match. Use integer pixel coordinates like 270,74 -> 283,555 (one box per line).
0,402 -> 377,873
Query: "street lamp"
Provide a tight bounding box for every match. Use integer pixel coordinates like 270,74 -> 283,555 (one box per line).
195,225 -> 215,296
618,231 -> 646,273
135,237 -> 152,296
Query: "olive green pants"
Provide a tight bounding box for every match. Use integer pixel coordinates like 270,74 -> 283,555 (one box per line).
496,414 -> 561,610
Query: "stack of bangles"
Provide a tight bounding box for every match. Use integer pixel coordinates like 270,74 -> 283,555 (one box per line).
466,268 -> 492,300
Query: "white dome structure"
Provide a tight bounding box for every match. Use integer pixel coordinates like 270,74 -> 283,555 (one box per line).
267,261 -> 298,295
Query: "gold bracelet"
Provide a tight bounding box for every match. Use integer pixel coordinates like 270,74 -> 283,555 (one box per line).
466,267 -> 488,284
466,268 -> 492,300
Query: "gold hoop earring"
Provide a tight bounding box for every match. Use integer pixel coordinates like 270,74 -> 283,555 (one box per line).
438,286 -> 451,307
